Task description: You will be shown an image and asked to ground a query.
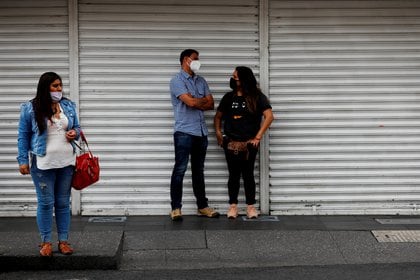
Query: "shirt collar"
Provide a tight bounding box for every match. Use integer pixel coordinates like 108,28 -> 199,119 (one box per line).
180,69 -> 197,80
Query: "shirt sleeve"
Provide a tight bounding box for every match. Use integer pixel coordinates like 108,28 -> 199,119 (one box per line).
217,92 -> 231,113
258,93 -> 272,113
202,78 -> 210,96
170,75 -> 188,98
17,103 -> 32,165
70,101 -> 82,139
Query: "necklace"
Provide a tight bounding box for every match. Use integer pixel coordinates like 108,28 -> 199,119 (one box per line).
51,116 -> 64,132
52,104 -> 61,118
50,104 -> 64,132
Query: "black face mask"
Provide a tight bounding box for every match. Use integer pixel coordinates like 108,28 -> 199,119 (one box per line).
230,77 -> 238,90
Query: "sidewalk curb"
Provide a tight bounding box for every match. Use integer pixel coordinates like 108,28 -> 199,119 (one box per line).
0,231 -> 124,272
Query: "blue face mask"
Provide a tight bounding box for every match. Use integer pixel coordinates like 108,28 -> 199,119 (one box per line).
50,91 -> 63,103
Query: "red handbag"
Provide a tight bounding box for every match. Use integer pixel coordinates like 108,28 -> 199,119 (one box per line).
71,131 -> 100,190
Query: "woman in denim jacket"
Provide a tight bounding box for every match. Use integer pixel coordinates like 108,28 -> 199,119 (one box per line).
17,72 -> 81,257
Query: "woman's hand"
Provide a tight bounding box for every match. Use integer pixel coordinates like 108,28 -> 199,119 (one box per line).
65,129 -> 77,142
249,109 -> 274,148
214,111 -> 224,147
216,131 -> 224,147
249,138 -> 260,148
19,164 -> 30,175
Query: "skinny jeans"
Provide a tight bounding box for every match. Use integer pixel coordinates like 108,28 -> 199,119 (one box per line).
30,156 -> 73,242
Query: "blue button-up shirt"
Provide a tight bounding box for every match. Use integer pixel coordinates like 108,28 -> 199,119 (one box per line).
170,70 -> 210,136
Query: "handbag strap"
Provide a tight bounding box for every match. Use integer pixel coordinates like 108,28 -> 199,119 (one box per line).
73,131 -> 93,156
80,131 -> 89,147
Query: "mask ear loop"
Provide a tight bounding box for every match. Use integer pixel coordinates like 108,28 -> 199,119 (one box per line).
187,57 -> 193,66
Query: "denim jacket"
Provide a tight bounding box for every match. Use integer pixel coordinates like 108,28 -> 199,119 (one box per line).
17,98 -> 81,166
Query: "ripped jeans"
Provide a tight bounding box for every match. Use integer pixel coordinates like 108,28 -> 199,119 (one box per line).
30,156 -> 74,242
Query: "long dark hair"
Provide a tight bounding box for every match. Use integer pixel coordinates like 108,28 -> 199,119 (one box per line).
32,72 -> 62,134
236,66 -> 261,114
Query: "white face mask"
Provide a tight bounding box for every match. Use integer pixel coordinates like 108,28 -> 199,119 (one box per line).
189,60 -> 201,72
50,91 -> 63,103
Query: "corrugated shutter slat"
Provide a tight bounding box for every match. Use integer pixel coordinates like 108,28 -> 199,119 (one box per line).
78,0 -> 259,215
0,0 -> 69,216
268,0 -> 420,215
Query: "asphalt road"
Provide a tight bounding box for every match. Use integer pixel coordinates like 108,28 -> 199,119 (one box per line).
1,263 -> 420,280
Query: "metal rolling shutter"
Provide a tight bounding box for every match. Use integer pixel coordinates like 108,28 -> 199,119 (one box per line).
78,0 -> 259,215
0,0 -> 69,216
269,1 -> 420,214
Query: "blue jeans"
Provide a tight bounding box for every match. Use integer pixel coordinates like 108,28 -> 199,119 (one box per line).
30,156 -> 73,242
170,131 -> 209,210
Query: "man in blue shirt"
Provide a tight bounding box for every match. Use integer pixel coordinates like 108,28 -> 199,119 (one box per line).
169,49 -> 220,221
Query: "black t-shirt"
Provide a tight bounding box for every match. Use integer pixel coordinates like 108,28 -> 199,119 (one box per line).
217,91 -> 272,141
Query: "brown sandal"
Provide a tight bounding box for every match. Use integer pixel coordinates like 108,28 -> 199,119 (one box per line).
58,241 -> 74,255
39,242 -> 53,257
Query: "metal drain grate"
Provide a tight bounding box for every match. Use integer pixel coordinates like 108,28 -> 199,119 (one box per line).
372,230 -> 420,242
375,218 -> 420,225
88,216 -> 127,223
241,216 -> 279,222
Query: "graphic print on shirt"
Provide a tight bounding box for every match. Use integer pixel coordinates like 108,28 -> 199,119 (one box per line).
232,99 -> 247,120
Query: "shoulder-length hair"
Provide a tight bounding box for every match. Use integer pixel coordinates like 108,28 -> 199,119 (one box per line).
32,72 -> 62,134
236,66 -> 261,114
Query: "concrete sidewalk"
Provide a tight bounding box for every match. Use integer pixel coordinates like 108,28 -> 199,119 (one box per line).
1,215 -> 420,272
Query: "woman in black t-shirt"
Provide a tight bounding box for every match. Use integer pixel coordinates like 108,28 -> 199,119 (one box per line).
214,66 -> 274,219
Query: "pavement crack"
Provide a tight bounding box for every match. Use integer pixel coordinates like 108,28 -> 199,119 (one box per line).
327,231 -> 349,265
